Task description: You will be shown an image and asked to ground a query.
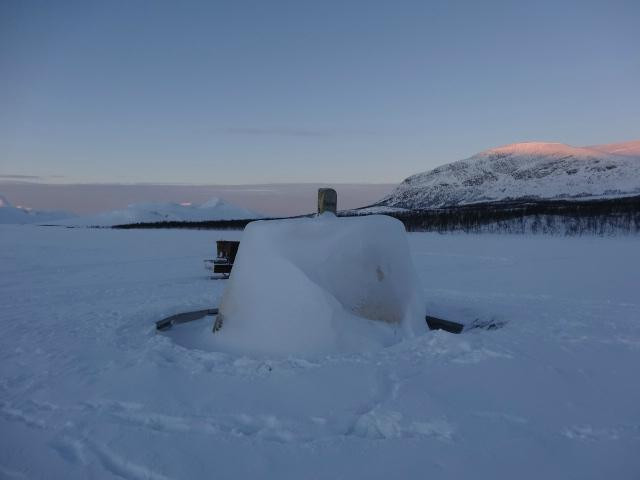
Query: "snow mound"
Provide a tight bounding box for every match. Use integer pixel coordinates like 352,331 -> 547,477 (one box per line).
381,141 -> 640,209
0,194 -> 75,224
56,197 -> 263,227
211,214 -> 425,356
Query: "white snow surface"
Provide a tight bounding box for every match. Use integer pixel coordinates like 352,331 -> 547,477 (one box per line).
1,225 -> 639,479
381,141 -> 640,209
54,197 -> 263,226
211,214 -> 424,355
0,194 -> 75,224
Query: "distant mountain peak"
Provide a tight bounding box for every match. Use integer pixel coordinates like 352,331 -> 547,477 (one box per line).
587,140 -> 640,157
199,197 -> 226,209
0,194 -> 13,208
483,142 -> 601,158
0,194 -> 75,224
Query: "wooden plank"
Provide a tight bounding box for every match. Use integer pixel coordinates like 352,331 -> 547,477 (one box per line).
425,315 -> 464,334
216,240 -> 240,263
156,308 -> 219,331
213,263 -> 233,274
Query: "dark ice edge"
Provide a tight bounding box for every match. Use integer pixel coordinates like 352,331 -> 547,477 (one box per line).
156,309 -> 503,335
156,308 -> 219,331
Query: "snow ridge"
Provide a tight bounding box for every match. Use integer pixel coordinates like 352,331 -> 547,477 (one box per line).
381,140 -> 640,209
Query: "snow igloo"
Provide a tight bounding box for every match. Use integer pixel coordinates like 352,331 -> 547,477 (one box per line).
212,213 -> 425,356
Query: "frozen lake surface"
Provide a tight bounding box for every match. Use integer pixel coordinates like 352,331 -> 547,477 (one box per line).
1,225 -> 639,479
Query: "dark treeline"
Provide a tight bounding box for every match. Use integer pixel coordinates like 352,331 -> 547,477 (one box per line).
114,218 -> 256,230
378,195 -> 640,235
113,196 -> 640,235
112,213 -> 315,231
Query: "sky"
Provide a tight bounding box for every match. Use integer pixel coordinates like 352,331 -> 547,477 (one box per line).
1,0 -> 639,187
0,183 -> 396,216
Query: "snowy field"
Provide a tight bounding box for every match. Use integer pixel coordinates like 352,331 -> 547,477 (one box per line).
1,225 -> 639,479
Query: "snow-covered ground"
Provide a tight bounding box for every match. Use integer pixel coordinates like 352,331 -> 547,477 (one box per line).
1,225 -> 639,479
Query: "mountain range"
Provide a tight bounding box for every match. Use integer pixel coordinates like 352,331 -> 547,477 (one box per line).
0,196 -> 263,226
379,140 -> 640,209
54,197 -> 264,226
0,195 -> 75,224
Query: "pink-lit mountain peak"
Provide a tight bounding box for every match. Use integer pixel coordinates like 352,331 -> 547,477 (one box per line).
484,142 -> 603,159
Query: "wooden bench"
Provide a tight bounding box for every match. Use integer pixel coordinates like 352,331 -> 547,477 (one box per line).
204,240 -> 240,278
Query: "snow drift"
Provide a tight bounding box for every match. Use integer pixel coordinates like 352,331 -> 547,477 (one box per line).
380,140 -> 640,209
213,214 -> 425,356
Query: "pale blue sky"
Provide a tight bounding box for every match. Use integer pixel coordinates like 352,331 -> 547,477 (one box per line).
1,0 -> 639,184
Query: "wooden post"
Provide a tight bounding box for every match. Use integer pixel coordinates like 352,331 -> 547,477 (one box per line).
318,188 -> 337,215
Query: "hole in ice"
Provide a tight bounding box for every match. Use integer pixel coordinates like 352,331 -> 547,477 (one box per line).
159,312 -> 415,357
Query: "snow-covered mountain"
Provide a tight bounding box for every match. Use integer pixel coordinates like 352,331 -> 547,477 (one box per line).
588,140 -> 640,157
380,141 -> 640,209
0,194 -> 75,224
56,197 -> 264,227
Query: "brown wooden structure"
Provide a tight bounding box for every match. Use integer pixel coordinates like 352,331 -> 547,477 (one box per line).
204,240 -> 240,278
